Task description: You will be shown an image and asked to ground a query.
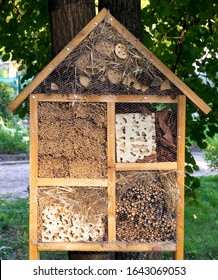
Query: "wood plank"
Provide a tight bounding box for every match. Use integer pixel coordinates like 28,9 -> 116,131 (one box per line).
37,241 -> 176,252
116,162 -> 177,171
37,178 -> 108,187
7,8 -> 108,113
107,102 -> 116,242
29,94 -> 40,260
175,95 -> 186,260
109,13 -> 211,114
31,93 -> 178,103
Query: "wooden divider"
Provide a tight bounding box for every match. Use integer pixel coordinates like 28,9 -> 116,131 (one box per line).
107,102 -> 116,242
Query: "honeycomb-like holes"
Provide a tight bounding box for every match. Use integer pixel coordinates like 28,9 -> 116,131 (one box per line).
38,186 -> 108,243
115,103 -> 177,163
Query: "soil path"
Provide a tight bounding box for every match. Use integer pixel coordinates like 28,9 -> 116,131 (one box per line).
0,162 -> 29,198
0,152 -> 217,199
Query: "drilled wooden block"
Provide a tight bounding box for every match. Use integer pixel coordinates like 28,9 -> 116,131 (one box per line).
41,204 -> 105,242
116,113 -> 156,162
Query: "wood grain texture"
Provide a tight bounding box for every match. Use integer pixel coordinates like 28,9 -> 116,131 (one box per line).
29,94 -> 40,260
175,95 -> 186,260
107,102 -> 116,241
37,241 -> 176,252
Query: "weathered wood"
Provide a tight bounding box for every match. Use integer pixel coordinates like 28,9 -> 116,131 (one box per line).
37,241 -> 176,252
29,94 -> 40,260
30,93 -> 179,103
175,95 -> 186,260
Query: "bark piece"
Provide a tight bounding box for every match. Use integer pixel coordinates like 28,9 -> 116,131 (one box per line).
160,80 -> 171,90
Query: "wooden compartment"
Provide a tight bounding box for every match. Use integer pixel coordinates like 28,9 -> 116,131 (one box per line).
38,186 -> 108,243
38,102 -> 107,179
116,171 -> 179,243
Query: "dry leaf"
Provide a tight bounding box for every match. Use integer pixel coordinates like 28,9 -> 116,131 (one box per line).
160,79 -> 171,90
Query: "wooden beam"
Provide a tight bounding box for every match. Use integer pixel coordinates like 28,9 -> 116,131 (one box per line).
116,162 -> 177,171
107,102 -> 116,242
175,95 -> 186,260
30,94 -> 178,104
37,241 -> 176,252
29,94 -> 40,260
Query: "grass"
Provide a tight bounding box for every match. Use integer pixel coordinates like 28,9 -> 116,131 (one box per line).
0,195 -> 29,259
0,175 -> 217,260
184,175 -> 218,260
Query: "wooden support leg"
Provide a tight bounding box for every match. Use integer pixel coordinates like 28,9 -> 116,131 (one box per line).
175,95 -> 186,260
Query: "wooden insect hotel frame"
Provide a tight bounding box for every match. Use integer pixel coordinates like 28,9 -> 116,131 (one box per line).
8,9 -> 211,260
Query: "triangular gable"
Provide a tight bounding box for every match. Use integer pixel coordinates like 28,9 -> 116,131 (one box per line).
8,8 -> 211,114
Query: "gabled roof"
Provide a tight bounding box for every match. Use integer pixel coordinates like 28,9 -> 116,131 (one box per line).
8,8 -> 211,114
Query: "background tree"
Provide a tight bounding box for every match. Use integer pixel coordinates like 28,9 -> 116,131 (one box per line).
48,0 -> 95,57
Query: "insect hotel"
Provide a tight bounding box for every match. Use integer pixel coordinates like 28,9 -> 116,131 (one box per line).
8,8 -> 211,260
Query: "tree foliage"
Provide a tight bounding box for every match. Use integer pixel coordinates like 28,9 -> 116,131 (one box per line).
0,81 -> 14,121
0,0 -> 218,193
141,0 -> 218,191
0,0 -> 51,81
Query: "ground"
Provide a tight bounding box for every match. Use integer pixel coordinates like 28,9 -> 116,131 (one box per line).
0,151 -> 217,198
0,153 -> 29,198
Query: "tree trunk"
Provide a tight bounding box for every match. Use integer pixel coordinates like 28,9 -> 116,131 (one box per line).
98,0 -> 142,40
48,0 -> 95,57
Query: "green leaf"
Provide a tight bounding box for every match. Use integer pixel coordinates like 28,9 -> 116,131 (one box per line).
2,54 -> 10,62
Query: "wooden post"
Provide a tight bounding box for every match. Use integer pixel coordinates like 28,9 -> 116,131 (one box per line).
107,102 -> 116,242
29,94 -> 40,260
176,95 -> 186,260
